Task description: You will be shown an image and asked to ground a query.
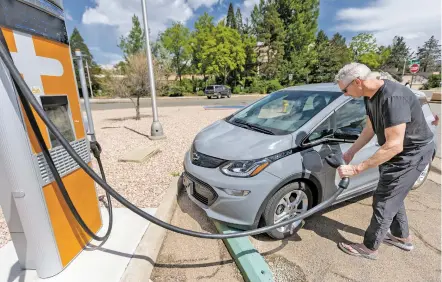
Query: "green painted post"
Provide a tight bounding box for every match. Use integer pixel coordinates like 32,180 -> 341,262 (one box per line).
213,221 -> 274,282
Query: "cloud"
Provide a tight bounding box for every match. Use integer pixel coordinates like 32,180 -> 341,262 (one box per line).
335,0 -> 441,51
82,0 -> 194,39
187,0 -> 219,10
65,10 -> 73,21
91,46 -> 123,65
241,0 -> 259,19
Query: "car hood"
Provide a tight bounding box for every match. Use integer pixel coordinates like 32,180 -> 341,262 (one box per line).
193,120 -> 293,160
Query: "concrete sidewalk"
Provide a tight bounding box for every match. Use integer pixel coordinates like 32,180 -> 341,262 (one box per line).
251,170 -> 441,281
150,189 -> 243,281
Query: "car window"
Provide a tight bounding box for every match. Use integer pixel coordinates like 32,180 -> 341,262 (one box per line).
335,98 -> 366,136
227,90 -> 341,135
306,98 -> 366,143
206,86 -> 214,90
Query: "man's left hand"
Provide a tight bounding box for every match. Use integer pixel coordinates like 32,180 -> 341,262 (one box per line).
337,164 -> 361,178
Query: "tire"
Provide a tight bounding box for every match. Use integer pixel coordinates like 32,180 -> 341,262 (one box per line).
217,93 -> 221,99
412,162 -> 431,190
262,181 -> 313,239
207,96 -> 211,99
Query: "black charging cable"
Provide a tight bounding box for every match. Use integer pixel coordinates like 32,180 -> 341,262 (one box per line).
0,39 -> 348,239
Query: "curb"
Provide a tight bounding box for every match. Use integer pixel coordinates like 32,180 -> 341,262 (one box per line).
213,221 -> 273,282
120,176 -> 180,281
82,95 -> 265,104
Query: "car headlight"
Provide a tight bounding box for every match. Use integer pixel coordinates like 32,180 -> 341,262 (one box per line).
221,158 -> 270,177
220,149 -> 294,178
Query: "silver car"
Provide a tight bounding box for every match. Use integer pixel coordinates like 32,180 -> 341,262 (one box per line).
182,83 -> 438,239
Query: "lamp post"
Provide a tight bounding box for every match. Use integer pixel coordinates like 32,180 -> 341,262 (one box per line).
141,0 -> 165,139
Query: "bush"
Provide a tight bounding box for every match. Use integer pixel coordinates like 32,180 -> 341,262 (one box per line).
428,74 -> 441,89
196,90 -> 205,96
179,79 -> 194,93
265,79 -> 282,93
233,86 -> 242,94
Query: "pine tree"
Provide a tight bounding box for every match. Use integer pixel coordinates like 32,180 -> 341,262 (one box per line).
235,7 -> 243,34
69,28 -> 100,91
257,1 -> 285,79
275,0 -> 319,58
118,15 -> 145,59
386,36 -> 410,69
417,36 -> 441,72
316,30 -> 328,45
226,3 -> 237,30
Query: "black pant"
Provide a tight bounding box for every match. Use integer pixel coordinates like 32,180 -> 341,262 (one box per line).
363,145 -> 434,251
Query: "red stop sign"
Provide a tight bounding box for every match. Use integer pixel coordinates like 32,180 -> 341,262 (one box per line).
410,64 -> 420,73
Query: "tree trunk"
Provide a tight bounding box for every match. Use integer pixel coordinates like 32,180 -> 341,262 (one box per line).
136,95 -> 141,120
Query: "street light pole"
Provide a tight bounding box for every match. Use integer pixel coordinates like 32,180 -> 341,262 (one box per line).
84,59 -> 94,98
141,0 -> 165,139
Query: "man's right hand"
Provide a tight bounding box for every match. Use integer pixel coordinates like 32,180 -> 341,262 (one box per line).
343,150 -> 355,164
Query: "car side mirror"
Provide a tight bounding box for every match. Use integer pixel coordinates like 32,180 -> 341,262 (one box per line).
334,128 -> 360,141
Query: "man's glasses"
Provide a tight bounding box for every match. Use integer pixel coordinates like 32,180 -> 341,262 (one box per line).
342,79 -> 354,93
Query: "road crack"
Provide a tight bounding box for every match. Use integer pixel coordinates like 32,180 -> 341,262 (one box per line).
410,226 -> 441,254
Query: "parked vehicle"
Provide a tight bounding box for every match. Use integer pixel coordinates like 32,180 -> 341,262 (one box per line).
182,83 -> 438,239
205,85 -> 231,99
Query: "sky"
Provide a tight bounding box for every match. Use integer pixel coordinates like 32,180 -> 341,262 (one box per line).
63,0 -> 441,67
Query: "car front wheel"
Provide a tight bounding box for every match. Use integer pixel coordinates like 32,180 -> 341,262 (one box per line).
263,181 -> 312,239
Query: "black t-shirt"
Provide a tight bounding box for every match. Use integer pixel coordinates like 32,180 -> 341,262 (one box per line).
364,79 -> 434,164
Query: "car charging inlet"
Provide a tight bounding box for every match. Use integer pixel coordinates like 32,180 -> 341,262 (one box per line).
0,38 -> 349,240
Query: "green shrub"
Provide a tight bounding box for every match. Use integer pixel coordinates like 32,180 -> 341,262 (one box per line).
196,90 -> 205,96
428,74 -> 441,89
233,86 -> 242,94
266,80 -> 282,93
179,79 -> 194,93
167,85 -> 184,97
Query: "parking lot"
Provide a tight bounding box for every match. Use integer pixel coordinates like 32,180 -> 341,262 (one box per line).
152,164 -> 441,282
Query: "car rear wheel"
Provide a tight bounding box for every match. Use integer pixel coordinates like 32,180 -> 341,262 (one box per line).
263,181 -> 312,239
412,162 -> 431,190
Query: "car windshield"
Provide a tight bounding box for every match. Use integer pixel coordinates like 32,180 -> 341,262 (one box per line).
227,90 -> 341,135
206,86 -> 214,90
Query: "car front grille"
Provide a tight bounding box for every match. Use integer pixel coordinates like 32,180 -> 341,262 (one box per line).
190,145 -> 227,168
184,172 -> 218,206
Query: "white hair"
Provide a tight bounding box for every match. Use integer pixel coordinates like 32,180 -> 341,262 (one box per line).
335,63 -> 373,85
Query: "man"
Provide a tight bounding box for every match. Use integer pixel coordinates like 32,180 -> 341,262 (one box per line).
334,63 -> 435,260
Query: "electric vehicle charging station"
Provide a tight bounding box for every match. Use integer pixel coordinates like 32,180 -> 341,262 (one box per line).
0,0 -> 103,278
0,0 -> 354,281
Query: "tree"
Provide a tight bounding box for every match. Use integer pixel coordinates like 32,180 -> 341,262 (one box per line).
103,53 -> 165,120
69,28 -> 101,92
316,30 -> 328,45
349,33 -> 378,61
250,0 -> 265,37
205,23 -> 246,84
330,32 -> 346,46
256,1 -> 285,79
310,32 -> 351,83
226,3 -> 237,30
417,36 -> 441,72
276,0 -> 319,59
235,7 -> 243,34
386,36 -> 410,69
118,15 -> 144,59
190,13 -> 216,80
160,22 -> 191,81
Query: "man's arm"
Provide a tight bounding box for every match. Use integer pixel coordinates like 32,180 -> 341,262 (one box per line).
347,116 -> 375,156
356,123 -> 405,173
338,123 -> 405,178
